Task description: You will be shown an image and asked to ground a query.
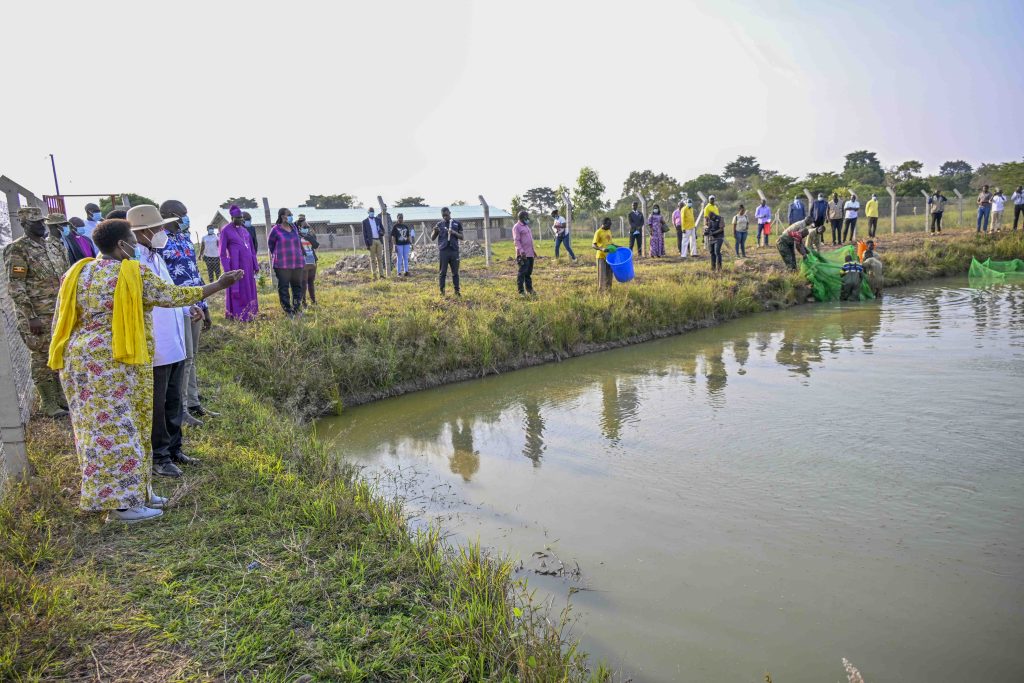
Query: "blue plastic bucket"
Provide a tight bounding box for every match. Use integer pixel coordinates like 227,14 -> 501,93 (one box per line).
606,246 -> 634,282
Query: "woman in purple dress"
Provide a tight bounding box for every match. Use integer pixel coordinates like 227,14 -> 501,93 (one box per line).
219,205 -> 259,321
648,205 -> 667,257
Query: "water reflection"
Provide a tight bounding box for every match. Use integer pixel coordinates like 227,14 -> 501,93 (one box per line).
448,417 -> 479,481
521,398 -> 546,465
326,288 -> 951,483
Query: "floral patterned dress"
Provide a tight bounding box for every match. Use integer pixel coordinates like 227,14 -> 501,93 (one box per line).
57,259 -> 203,511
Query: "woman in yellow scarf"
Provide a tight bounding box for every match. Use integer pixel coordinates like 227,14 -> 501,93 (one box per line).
49,219 -> 241,523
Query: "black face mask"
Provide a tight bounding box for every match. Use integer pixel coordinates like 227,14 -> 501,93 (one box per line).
25,220 -> 47,237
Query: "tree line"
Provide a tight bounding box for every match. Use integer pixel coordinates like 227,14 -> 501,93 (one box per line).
511,154 -> 1024,221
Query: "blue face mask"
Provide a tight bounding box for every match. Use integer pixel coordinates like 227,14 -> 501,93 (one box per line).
287,215 -> 294,225
180,215 -> 190,229
61,225 -> 71,237
92,211 -> 103,222
243,220 -> 252,228
75,225 -> 87,236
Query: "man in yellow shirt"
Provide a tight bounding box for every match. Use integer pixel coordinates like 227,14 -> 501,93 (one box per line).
675,198 -> 698,258
592,217 -> 614,291
865,193 -> 879,238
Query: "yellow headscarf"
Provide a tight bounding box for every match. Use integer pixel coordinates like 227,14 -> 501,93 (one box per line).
48,258 -> 149,370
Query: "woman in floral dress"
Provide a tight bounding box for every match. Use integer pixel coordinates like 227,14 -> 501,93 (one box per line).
51,219 -> 241,522
648,205 -> 667,257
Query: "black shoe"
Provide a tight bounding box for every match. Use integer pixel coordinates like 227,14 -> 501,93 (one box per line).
171,452 -> 199,466
153,462 -> 183,478
189,405 -> 219,418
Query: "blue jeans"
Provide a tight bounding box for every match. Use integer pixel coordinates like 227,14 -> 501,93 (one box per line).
395,244 -> 411,273
555,233 -> 576,259
734,231 -> 747,256
709,237 -> 724,270
977,205 -> 991,232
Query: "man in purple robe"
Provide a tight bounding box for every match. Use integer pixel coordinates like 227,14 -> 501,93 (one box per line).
219,205 -> 259,321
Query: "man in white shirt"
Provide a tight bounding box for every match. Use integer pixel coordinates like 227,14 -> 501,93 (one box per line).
843,193 -> 861,243
991,189 -> 1006,231
83,202 -> 103,238
1012,185 -> 1024,231
127,205 -> 198,479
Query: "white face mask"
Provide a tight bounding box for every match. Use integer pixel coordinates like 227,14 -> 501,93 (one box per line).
149,230 -> 169,250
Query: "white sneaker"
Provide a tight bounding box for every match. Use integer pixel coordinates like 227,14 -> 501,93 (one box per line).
108,506 -> 163,523
149,494 -> 169,509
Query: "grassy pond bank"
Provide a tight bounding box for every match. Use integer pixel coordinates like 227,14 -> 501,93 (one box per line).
3,228 -> 1022,681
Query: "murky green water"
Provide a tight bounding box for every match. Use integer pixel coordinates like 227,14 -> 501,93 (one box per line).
318,278 -> 1024,683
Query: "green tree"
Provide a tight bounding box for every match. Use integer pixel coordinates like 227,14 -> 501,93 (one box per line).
802,171 -> 845,199
970,160 -> 1024,193
571,166 -> 606,217
301,194 -> 358,209
885,160 -> 928,196
842,150 -> 885,186
450,200 -> 468,206
936,160 -> 974,193
752,170 -> 798,200
510,195 -> 526,216
522,187 -> 557,214
394,196 -> 427,207
220,196 -> 258,209
723,155 -> 761,182
621,170 -> 683,206
100,193 -> 157,214
681,173 -> 726,198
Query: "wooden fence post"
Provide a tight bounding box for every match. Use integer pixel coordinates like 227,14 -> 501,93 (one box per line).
953,189 -> 964,228
562,189 -> 573,249
920,190 -> 931,232
478,195 -> 492,267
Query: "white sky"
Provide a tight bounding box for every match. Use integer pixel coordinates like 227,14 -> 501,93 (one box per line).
3,0 -> 1021,238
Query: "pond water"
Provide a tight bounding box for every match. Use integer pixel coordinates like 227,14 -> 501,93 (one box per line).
318,278 -> 1024,682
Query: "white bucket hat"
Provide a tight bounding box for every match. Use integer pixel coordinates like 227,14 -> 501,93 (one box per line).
126,205 -> 177,232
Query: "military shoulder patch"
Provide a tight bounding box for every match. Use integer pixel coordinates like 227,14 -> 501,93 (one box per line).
11,266 -> 28,277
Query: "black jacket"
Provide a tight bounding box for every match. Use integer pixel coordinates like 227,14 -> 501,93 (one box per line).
362,216 -> 384,247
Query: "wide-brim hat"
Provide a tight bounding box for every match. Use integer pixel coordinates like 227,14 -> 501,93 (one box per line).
127,205 -> 177,231
44,212 -> 68,225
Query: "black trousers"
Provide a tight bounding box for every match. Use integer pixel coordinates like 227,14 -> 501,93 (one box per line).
439,249 -> 460,294
676,227 -> 683,254
868,217 -> 878,237
153,361 -> 184,465
274,267 -> 304,314
1014,204 -> 1023,230
843,217 -> 858,242
830,219 -> 843,244
629,231 -> 643,255
930,212 -> 943,233
517,257 -> 535,293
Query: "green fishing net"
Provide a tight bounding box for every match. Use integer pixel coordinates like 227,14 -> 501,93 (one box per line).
800,245 -> 875,302
969,258 -> 1024,281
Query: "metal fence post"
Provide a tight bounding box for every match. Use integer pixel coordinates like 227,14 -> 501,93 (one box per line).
953,189 -> 964,228
920,190 -> 931,232
635,194 -> 648,256
886,187 -> 897,234
262,197 -> 274,285
562,190 -> 573,250
619,215 -> 624,239
350,225 -> 357,254
478,195 -> 492,267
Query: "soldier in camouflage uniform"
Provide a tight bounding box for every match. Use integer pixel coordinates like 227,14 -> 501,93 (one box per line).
3,206 -> 71,417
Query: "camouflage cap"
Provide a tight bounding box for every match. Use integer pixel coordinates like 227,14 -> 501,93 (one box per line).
44,212 -> 68,225
16,206 -> 46,223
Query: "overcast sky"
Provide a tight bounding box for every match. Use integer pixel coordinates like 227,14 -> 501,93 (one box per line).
4,0 -> 1022,237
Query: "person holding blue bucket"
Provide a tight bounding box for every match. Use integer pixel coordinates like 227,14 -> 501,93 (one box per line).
593,217 -> 615,291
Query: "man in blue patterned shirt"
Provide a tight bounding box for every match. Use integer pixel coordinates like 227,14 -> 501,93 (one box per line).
159,200 -> 218,425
